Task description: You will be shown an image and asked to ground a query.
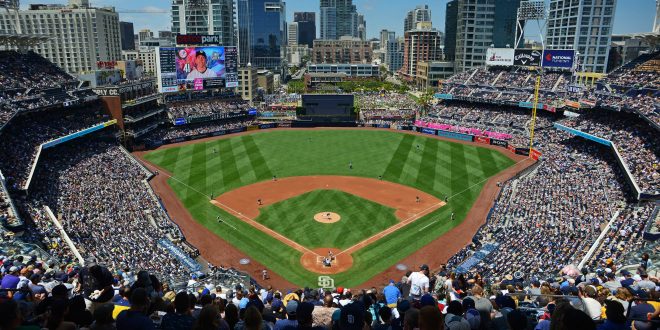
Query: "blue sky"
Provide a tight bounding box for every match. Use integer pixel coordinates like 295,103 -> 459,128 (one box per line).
23,0 -> 657,39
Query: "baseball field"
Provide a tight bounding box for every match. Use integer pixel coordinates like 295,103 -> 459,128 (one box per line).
141,129 -> 519,287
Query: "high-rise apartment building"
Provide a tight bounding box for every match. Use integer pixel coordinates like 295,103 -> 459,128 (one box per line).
120,22 -> 135,51
320,0 -> 361,40
357,14 -> 366,41
380,30 -> 395,51
294,12 -> 316,48
288,22 -> 299,46
171,0 -> 235,46
399,22 -> 443,79
546,0 -> 617,73
311,38 -> 373,64
237,0 -> 286,71
0,1 -> 121,73
385,37 -> 405,72
138,29 -> 153,43
454,0 -> 521,72
444,0 -> 458,61
404,5 -> 431,32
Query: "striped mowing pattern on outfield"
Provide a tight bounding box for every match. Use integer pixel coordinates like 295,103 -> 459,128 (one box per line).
144,130 -> 515,286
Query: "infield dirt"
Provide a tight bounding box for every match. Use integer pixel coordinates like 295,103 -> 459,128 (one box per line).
134,128 -> 533,289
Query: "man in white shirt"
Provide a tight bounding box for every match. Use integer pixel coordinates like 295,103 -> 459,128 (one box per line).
407,264 -> 430,301
187,51 -> 217,80
579,285 -> 602,320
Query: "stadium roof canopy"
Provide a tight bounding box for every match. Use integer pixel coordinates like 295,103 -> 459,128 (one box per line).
0,33 -> 50,47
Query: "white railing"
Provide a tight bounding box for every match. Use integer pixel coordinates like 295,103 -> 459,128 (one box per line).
44,206 -> 85,266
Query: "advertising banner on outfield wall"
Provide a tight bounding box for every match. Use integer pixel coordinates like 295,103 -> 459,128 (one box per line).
421,128 -> 436,135
515,148 -> 530,156
436,130 -> 474,142
508,145 -> 517,153
490,138 -> 508,148
486,48 -> 515,66
474,136 -> 491,144
530,149 -> 542,160
542,49 -> 575,68
513,49 -> 542,67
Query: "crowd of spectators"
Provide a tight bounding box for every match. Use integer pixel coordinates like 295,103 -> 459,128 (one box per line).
143,118 -> 260,143
168,99 -> 250,120
0,52 -> 97,128
22,137 -> 190,282
419,103 -> 555,147
0,176 -> 20,228
560,112 -> 660,194
0,251 -> 657,330
602,52 -> 659,90
0,51 -> 75,91
356,93 -> 418,111
264,93 -> 301,106
0,104 -> 109,189
441,67 -> 571,108
446,129 -> 636,280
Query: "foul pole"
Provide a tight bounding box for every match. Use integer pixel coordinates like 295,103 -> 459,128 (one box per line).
528,75 -> 541,155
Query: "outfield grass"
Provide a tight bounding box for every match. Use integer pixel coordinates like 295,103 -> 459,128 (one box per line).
255,189 -> 399,250
144,129 -> 516,286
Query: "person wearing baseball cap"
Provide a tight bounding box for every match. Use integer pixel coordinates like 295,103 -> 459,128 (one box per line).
1,266 -> 20,297
274,300 -> 299,330
383,279 -> 401,307
186,50 -> 217,80
407,264 -> 430,301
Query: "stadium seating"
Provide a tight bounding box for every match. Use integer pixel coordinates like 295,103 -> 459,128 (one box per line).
0,47 -> 658,330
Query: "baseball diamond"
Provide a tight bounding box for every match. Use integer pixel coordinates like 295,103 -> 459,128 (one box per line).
139,128 -> 530,287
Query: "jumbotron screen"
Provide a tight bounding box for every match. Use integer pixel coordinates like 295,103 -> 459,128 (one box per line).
156,46 -> 238,93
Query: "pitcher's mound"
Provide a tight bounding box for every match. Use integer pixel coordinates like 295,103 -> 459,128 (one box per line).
314,212 -> 341,223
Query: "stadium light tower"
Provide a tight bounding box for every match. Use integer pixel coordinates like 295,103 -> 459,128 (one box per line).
515,1 -> 547,49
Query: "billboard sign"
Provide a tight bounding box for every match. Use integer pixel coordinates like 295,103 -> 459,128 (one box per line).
486,48 -> 514,66
176,34 -> 226,45
513,49 -> 542,66
542,49 -> 575,68
156,46 -> 238,93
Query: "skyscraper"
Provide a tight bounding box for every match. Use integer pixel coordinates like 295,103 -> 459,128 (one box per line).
357,14 -> 366,41
444,0 -> 458,61
120,21 -> 135,51
380,29 -> 395,51
546,0 -> 617,73
237,0 -> 286,71
320,0 -> 361,40
404,5 -> 431,32
294,12 -> 316,48
171,0 -> 235,46
399,22 -> 443,79
454,0 -> 521,72
288,22 -> 299,46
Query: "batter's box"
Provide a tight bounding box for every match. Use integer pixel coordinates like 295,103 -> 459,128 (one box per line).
316,255 -> 338,267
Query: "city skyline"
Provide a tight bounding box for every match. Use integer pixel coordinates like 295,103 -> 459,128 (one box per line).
17,0 -> 658,41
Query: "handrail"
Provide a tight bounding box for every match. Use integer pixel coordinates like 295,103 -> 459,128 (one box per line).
43,206 -> 85,266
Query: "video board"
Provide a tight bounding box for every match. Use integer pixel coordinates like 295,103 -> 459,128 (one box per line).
156,46 -> 238,93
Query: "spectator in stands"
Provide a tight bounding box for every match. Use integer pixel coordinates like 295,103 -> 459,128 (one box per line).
162,291 -> 195,330
116,287 -> 155,330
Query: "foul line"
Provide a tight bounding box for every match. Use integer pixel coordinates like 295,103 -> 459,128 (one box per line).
142,156 -> 533,261
336,157 -> 534,255
210,200 -> 321,257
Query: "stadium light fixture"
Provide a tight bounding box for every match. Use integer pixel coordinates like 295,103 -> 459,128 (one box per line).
517,1 -> 547,20
515,1 -> 548,49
